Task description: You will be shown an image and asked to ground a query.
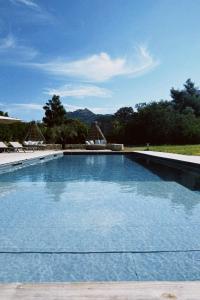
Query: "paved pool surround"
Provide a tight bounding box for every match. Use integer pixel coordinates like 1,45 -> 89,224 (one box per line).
0,151 -> 64,174
1,149 -> 200,175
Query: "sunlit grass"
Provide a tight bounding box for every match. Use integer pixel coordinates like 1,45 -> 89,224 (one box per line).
124,144 -> 200,155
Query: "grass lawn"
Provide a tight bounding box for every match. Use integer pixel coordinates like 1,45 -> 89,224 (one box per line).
124,144 -> 200,155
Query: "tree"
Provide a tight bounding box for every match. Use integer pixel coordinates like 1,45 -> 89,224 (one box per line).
43,119 -> 88,147
184,78 -> 198,96
128,101 -> 175,144
0,111 -> 8,116
43,95 -> 67,127
114,107 -> 134,123
171,79 -> 200,116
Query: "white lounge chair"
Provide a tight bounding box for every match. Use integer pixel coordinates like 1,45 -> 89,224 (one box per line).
23,140 -> 45,150
0,142 -> 8,152
9,141 -> 27,152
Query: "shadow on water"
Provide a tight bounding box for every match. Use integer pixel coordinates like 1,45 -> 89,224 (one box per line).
129,155 -> 200,192
127,154 -> 200,215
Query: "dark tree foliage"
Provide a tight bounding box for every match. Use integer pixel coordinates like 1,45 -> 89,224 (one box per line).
42,96 -> 88,146
44,119 -> 88,148
108,80 -> 200,145
171,79 -> 200,116
43,95 -> 67,127
114,107 -> 134,123
2,79 -> 200,146
0,123 -> 29,142
0,111 -> 8,116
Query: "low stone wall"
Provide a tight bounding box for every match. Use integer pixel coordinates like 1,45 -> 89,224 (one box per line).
45,144 -> 62,150
107,144 -> 124,151
64,143 -> 124,151
64,144 -> 86,149
85,144 -> 107,150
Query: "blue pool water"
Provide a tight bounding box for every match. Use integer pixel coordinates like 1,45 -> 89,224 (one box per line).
0,154 -> 200,281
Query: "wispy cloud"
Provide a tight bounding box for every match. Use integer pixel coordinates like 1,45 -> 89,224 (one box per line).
13,103 -> 43,110
10,0 -> 39,9
0,103 -> 43,113
44,84 -> 112,98
0,35 -> 15,50
25,46 -> 159,82
0,102 -> 43,121
9,0 -> 54,23
0,102 -> 118,116
0,34 -> 38,61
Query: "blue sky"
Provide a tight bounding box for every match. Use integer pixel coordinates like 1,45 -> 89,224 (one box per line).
0,0 -> 200,121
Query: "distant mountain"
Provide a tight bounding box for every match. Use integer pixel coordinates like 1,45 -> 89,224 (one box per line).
67,108 -> 102,124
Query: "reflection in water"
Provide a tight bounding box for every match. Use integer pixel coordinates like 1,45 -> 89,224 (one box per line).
127,155 -> 200,214
1,154 -> 200,214
130,155 -> 200,191
0,182 -> 20,200
45,182 -> 68,202
1,155 -> 200,282
0,155 -> 152,183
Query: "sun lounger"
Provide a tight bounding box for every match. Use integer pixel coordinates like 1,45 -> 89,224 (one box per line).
23,141 -> 45,150
9,141 -> 28,152
0,142 -> 8,152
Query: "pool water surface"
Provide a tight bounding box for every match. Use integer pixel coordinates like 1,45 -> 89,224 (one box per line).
0,154 -> 200,281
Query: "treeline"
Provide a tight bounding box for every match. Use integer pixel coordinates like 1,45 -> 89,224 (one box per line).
1,79 -> 200,145
108,79 -> 200,145
0,96 -> 88,146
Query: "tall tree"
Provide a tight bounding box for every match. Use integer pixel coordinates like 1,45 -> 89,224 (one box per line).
184,78 -> 198,96
171,79 -> 200,116
43,95 -> 67,127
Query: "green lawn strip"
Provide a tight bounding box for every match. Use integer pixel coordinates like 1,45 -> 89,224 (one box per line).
124,145 -> 200,155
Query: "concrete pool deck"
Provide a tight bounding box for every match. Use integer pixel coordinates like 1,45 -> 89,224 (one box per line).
135,150 -> 200,165
0,149 -> 114,166
0,150 -> 64,166
133,151 -> 200,173
0,281 -> 200,299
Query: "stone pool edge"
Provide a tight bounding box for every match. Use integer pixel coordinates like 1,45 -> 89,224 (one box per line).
2,149 -> 200,174
0,281 -> 199,299
0,151 -> 64,174
133,150 -> 200,173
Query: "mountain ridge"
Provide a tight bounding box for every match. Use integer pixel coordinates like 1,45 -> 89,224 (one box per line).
67,108 -> 112,124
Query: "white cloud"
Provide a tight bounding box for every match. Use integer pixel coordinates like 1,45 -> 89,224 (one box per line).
90,107 -> 119,114
25,46 -> 159,82
0,34 -> 38,61
13,103 -> 43,110
10,0 -> 39,9
0,103 -> 43,121
0,103 -> 42,112
44,84 -> 112,98
0,35 -> 15,50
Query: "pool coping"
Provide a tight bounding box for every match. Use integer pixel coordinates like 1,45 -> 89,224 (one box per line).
1,149 -> 200,174
133,151 -> 200,173
0,281 -> 199,299
0,151 -> 64,174
63,150 -> 200,173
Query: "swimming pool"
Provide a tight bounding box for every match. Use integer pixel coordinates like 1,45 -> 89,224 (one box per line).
0,154 -> 200,281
